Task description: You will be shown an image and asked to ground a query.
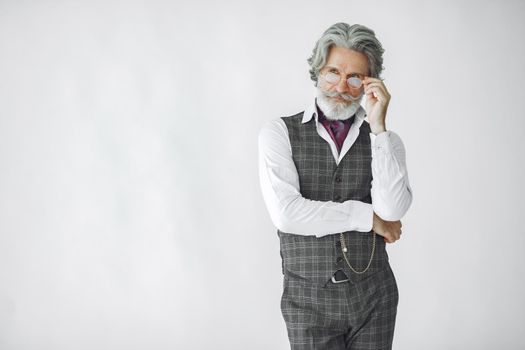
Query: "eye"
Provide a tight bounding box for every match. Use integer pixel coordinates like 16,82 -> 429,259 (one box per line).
324,72 -> 340,84
347,76 -> 362,89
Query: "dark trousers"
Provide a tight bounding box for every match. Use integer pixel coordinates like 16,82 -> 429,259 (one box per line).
281,264 -> 399,350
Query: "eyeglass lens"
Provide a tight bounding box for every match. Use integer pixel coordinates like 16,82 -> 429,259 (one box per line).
324,72 -> 362,89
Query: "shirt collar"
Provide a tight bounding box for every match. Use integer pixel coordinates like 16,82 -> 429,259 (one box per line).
302,96 -> 367,124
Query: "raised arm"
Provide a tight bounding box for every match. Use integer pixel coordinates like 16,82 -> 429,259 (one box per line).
258,118 -> 373,237
369,130 -> 413,221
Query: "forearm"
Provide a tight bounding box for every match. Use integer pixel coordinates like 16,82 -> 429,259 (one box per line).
265,191 -> 373,237
259,119 -> 374,237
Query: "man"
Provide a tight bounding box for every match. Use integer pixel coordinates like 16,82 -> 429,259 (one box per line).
258,23 -> 413,349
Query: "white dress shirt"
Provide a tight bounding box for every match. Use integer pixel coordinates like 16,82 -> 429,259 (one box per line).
258,97 -> 413,237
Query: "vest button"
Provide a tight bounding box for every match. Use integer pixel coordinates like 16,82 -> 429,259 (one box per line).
334,195 -> 342,201
336,257 -> 343,263
335,176 -> 342,183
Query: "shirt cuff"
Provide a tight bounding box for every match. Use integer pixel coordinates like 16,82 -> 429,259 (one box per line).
349,201 -> 374,232
369,131 -> 394,156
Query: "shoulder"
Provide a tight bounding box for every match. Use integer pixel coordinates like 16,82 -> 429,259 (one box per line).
281,111 -> 304,121
280,111 -> 306,133
259,111 -> 304,137
258,117 -> 290,149
259,117 -> 286,137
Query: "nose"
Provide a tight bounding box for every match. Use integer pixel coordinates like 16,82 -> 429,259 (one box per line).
335,77 -> 349,94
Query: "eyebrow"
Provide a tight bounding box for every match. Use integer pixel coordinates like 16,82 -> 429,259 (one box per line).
325,65 -> 367,77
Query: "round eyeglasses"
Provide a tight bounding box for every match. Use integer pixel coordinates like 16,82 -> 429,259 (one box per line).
322,71 -> 363,89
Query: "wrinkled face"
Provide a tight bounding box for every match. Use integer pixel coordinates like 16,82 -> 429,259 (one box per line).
316,46 -> 370,120
317,45 -> 369,99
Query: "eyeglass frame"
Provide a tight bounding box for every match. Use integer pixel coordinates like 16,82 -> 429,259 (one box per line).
319,66 -> 367,90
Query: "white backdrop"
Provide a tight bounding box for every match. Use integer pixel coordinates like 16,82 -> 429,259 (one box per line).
1,0 -> 524,349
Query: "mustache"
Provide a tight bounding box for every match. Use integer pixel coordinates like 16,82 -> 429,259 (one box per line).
322,89 -> 361,102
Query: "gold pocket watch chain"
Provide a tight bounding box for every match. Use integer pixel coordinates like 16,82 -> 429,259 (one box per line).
339,231 -> 376,274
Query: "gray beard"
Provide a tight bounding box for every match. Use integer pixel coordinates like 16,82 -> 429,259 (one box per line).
315,86 -> 363,121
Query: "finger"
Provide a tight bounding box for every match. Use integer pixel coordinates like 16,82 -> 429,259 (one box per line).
390,231 -> 399,241
363,81 -> 385,88
365,86 -> 383,97
363,81 -> 387,91
364,84 -> 385,94
363,77 -> 384,84
365,83 -> 389,98
365,87 -> 388,103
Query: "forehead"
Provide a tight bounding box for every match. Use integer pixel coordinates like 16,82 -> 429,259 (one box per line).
324,46 -> 369,75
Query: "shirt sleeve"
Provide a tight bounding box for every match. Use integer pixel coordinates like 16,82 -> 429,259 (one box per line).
369,130 -> 414,221
258,118 -> 373,237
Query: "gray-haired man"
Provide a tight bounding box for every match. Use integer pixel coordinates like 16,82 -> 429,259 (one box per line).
258,23 -> 413,349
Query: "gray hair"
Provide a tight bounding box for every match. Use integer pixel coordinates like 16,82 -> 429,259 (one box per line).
307,23 -> 385,84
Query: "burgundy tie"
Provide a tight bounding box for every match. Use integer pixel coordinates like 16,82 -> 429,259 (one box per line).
315,104 -> 354,153
329,120 -> 346,148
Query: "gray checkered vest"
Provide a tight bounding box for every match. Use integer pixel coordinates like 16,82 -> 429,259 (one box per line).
278,112 -> 390,286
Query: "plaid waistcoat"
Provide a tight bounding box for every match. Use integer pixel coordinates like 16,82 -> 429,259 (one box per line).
278,112 -> 390,286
